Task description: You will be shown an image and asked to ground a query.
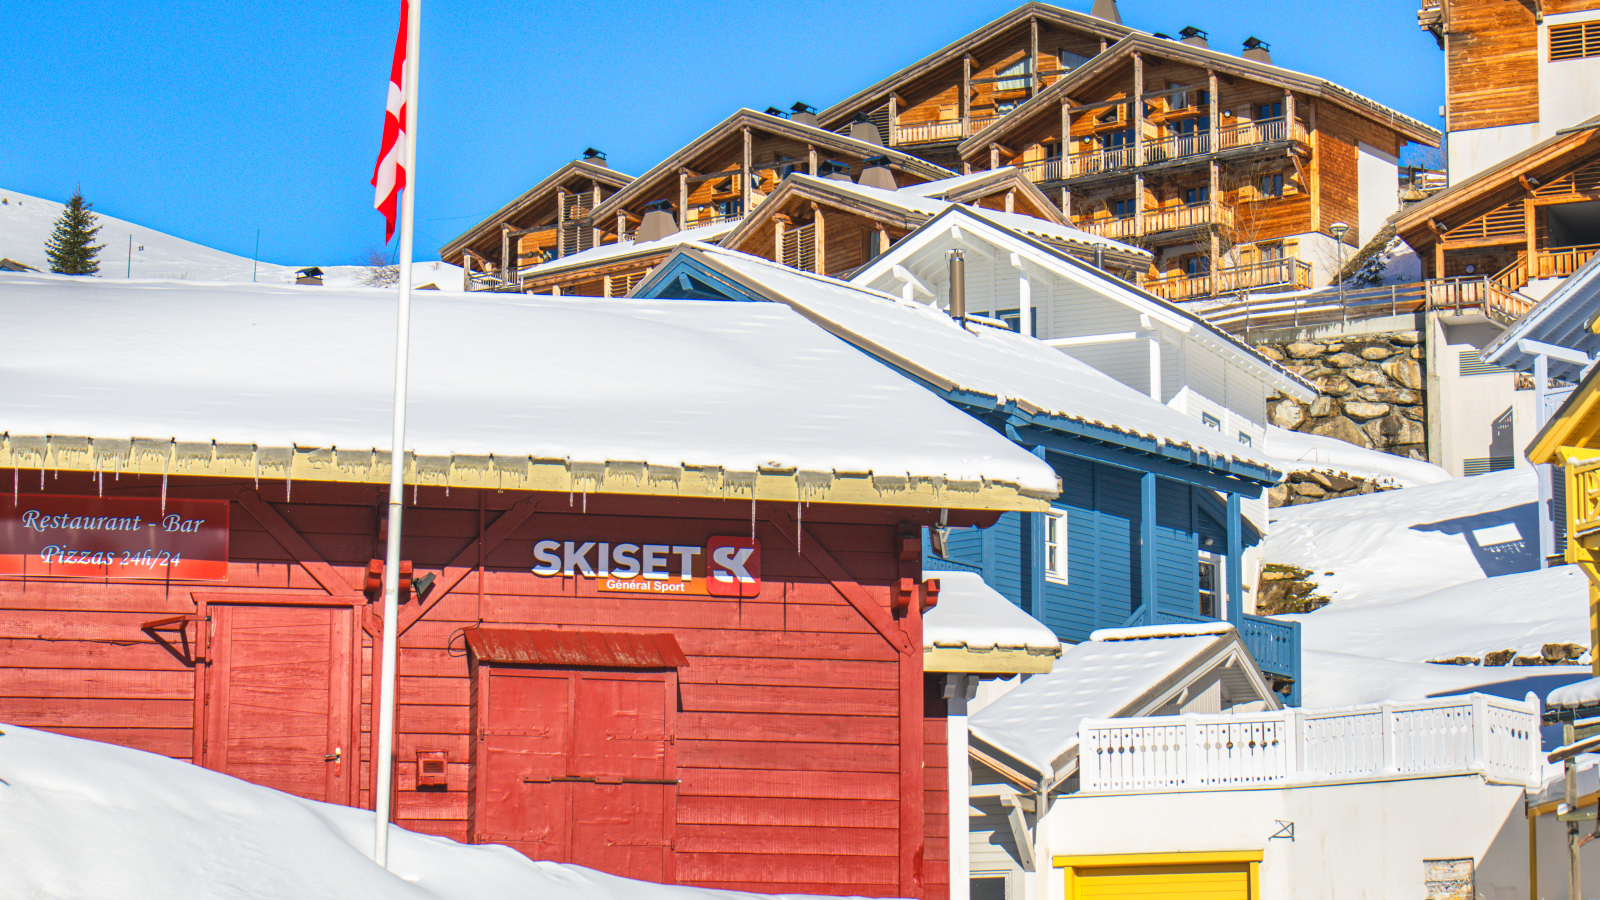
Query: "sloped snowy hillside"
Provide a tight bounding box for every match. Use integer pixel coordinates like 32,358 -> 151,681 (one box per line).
0,724 -> 841,900
0,188 -> 460,287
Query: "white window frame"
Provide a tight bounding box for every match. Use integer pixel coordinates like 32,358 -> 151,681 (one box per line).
1044,508 -> 1069,585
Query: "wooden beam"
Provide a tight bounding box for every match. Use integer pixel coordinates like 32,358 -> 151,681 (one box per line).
768,508 -> 912,654
813,201 -> 827,274
742,126 -> 753,213
808,144 -> 819,176
1030,15 -> 1040,94
962,55 -> 972,137
397,497 -> 539,636
682,168 -> 738,186
1133,52 -> 1145,167
234,490 -> 362,598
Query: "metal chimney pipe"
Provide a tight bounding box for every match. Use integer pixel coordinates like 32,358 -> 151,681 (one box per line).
1094,245 -> 1106,271
948,250 -> 966,320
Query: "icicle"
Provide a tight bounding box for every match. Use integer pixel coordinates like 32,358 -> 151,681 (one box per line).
795,496 -> 802,554
11,462 -> 17,504
750,494 -> 756,542
412,473 -> 418,505
284,453 -> 292,504
582,487 -> 587,514
160,454 -> 169,514
39,464 -> 44,489
253,451 -> 259,491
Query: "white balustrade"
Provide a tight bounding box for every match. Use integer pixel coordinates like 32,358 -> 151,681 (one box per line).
1078,692 -> 1541,793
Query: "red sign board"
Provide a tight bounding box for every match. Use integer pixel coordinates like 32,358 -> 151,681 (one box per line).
531,536 -> 761,598
0,494 -> 230,581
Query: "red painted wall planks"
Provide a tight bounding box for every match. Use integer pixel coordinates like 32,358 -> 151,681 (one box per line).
0,472 -> 936,898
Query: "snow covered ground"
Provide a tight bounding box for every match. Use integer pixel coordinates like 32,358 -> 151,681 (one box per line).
1264,467 -> 1592,711
0,187 -> 460,287
0,723 -> 844,900
1262,424 -> 1450,488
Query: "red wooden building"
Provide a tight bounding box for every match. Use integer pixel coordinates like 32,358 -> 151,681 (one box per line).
0,273 -> 1059,897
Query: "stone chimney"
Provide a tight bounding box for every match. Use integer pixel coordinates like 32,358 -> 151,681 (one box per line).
858,156 -> 897,190
849,112 -> 885,146
637,200 -> 678,242
1179,26 -> 1209,48
582,148 -> 607,167
790,102 -> 818,128
1090,0 -> 1121,24
1242,37 -> 1273,65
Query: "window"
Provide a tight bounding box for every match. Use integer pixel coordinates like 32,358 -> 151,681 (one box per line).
995,98 -> 1022,115
996,57 -> 1033,92
715,199 -> 743,219
1103,128 -> 1133,149
997,307 -> 1036,336
1258,242 -> 1286,261
1184,257 -> 1211,277
1239,431 -> 1253,446
1111,198 -> 1136,219
1202,412 -> 1221,430
1059,49 -> 1092,71
1096,106 -> 1121,124
1551,21 -> 1600,61
1168,83 -> 1210,111
1259,173 -> 1284,198
1198,556 -> 1220,619
1044,508 -> 1069,584
1256,101 -> 1284,120
1185,186 -> 1210,206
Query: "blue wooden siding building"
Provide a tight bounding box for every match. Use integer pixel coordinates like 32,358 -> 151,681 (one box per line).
632,244 -> 1302,704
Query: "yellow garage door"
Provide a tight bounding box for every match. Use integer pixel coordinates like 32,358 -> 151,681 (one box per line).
1075,863 -> 1249,900
1058,851 -> 1262,900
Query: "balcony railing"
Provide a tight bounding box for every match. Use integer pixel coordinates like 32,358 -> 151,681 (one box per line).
1078,692 -> 1542,794
1565,456 -> 1600,553
1425,276 -> 1533,326
1144,258 -> 1313,302
892,115 -> 1001,146
1123,607 -> 1299,704
1077,204 -> 1237,241
1047,118 -> 1307,182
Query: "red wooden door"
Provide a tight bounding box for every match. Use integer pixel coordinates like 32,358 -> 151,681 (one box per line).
203,603 -> 355,804
478,667 -> 676,882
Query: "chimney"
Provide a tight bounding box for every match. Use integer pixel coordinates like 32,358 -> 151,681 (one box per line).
1093,245 -> 1106,271
858,155 -> 897,190
849,112 -> 885,146
948,250 -> 966,319
582,147 -> 607,167
637,200 -> 678,242
1090,0 -> 1122,24
1179,26 -> 1209,48
1242,37 -> 1273,65
818,160 -> 853,182
790,102 -> 818,128
764,106 -> 786,118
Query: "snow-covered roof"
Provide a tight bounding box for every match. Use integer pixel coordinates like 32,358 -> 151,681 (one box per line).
924,572 -> 1062,673
662,244 -> 1283,481
1482,252 -> 1600,382
0,723 -> 851,899
1089,621 -> 1236,642
1548,677 -> 1600,712
0,271 -> 1059,508
898,169 -> 1008,198
969,629 -> 1255,780
520,219 -> 740,278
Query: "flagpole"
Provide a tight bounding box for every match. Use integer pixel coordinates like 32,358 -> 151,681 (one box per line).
375,0 -> 420,869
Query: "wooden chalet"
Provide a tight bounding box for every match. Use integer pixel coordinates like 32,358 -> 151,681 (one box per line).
0,273 -> 1066,898
513,110 -> 956,296
815,2 -> 1132,170
954,33 -> 1439,303
715,168 -> 1150,279
1392,115 -> 1600,316
1417,0 -> 1600,181
438,154 -> 633,291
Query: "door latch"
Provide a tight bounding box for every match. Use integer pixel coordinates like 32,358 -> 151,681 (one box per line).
325,747 -> 342,763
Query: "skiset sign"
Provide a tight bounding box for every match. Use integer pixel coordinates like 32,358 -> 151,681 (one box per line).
0,495 -> 230,580
532,536 -> 760,597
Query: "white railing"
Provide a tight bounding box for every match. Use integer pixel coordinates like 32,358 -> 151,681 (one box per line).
1078,693 -> 1541,794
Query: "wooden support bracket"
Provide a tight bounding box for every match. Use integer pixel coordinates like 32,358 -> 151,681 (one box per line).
235,490 -> 363,598
397,497 -> 540,637
768,508 -> 912,654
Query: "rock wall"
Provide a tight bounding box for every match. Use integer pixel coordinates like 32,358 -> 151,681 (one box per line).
1268,471 -> 1395,507
1258,330 -> 1428,460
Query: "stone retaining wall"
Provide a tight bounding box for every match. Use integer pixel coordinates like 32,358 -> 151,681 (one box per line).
1258,330 -> 1428,461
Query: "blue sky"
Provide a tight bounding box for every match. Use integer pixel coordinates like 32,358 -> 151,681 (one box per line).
4,0 -> 1442,266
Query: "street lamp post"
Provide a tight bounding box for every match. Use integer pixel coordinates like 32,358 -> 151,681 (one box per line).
1330,222 -> 1350,312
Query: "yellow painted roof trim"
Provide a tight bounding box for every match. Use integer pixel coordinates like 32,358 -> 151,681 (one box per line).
1055,850 -> 1264,868
0,434 -> 1051,512
924,645 -> 1057,674
1528,363 -> 1600,464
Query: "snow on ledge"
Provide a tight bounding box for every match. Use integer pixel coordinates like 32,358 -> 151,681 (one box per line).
1090,622 -> 1237,642
1548,677 -> 1600,710
924,572 -> 1061,653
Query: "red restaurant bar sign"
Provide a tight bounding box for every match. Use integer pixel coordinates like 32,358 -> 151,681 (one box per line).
0,495 -> 230,580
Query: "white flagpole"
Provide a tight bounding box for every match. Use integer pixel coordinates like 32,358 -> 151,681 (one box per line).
375,0 -> 420,869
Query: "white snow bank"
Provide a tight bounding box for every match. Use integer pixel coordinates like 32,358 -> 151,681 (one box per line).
0,272 -> 1058,493
1300,649 -> 1587,709
1265,467 -> 1538,607
925,572 -> 1061,653
1283,566 -> 1589,663
0,187 -> 459,286
0,724 -> 841,900
1263,425 -> 1451,487
1549,677 -> 1600,711
1089,622 -> 1235,641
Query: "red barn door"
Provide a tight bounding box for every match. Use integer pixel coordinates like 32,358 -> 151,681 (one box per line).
202,603 -> 356,804
476,666 -> 677,882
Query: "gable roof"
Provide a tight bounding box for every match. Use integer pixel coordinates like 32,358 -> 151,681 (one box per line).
1483,252 -> 1600,381
958,32 -> 1439,158
849,204 -> 1315,402
1391,116 -> 1600,244
591,110 -> 957,223
632,242 -> 1285,486
518,219 -> 740,285
0,271 -> 1058,509
439,159 -> 634,262
969,624 -> 1278,785
818,2 -> 1133,131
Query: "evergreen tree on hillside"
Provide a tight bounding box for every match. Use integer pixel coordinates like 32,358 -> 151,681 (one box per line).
45,190 -> 103,275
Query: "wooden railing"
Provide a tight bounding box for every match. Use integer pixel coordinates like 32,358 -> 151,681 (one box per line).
1074,204 -> 1236,241
1566,457 -> 1600,555
1425,276 -> 1532,325
1537,244 -> 1600,280
892,115 -> 1001,145
1079,693 -> 1542,793
1144,258 -> 1313,302
1053,118 -> 1305,181
1124,607 -> 1299,691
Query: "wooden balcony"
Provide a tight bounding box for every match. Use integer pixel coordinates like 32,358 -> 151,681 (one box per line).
1031,118 -> 1308,184
1144,258 -> 1313,302
1075,204 -> 1237,243
1425,276 -> 1534,326
891,115 -> 1001,146
1492,243 -> 1600,293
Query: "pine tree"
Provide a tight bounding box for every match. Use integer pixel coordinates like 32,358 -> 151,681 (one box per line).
45,189 -> 104,275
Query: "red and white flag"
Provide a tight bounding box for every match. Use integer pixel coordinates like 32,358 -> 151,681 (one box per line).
371,0 -> 409,243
